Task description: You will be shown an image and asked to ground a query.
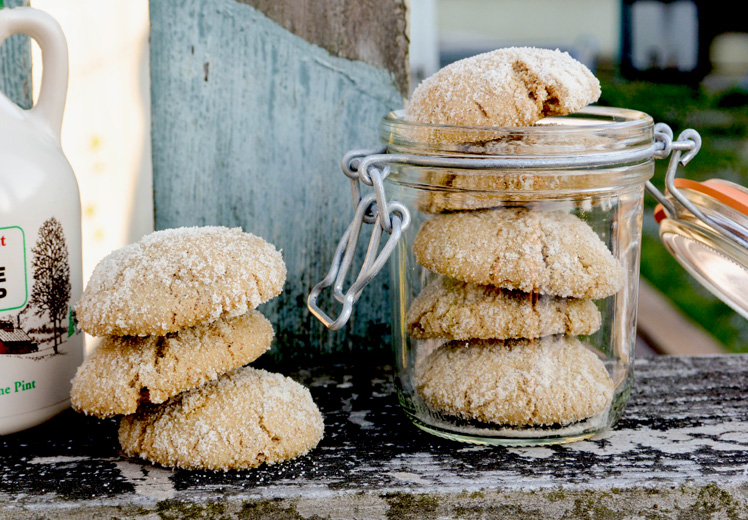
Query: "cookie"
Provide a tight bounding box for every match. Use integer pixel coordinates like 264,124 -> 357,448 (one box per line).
119,366 -> 324,471
405,47 -> 600,143
71,310 -> 274,417
416,336 -> 614,426
408,124 -> 643,214
414,168 -> 615,214
75,226 -> 286,336
407,276 -> 601,340
412,208 -> 624,299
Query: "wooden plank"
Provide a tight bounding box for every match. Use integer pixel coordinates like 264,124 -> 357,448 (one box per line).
236,0 -> 409,96
149,0 -> 405,363
637,278 -> 726,355
2,356 -> 748,518
0,0 -> 31,109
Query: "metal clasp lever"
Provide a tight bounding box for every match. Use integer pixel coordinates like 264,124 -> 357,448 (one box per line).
646,124 -> 748,250
307,150 -> 411,330
645,123 -> 701,214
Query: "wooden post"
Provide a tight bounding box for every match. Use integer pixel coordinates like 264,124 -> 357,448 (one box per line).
0,0 -> 31,109
150,0 -> 408,365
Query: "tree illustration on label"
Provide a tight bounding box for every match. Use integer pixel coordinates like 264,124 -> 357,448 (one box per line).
28,218 -> 71,354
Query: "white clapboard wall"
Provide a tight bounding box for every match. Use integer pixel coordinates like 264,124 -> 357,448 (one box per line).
149,0 -> 407,364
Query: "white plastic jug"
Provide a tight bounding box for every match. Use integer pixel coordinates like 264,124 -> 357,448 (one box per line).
0,7 -> 83,435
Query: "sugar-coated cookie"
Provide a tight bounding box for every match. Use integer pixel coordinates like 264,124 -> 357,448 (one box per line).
412,208 -> 624,299
75,226 -> 286,337
406,47 -> 600,131
71,310 -> 273,417
407,276 -> 601,340
416,336 -> 614,426
119,366 -> 324,471
413,165 -> 615,214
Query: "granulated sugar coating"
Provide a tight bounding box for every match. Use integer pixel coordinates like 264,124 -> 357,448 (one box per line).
119,366 -> 324,471
413,208 -> 624,299
71,310 -> 274,418
75,226 -> 286,336
406,47 -> 600,130
415,169 -> 611,214
416,336 -> 614,426
407,276 -> 601,340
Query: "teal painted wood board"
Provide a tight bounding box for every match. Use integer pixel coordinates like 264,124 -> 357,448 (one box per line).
150,0 -> 404,363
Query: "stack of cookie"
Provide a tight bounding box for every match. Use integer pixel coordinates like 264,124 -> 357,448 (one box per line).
407,208 -> 623,427
71,226 -> 323,470
402,47 -> 624,429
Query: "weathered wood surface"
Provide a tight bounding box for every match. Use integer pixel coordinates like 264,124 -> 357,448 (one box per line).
236,0 -> 409,96
2,355 -> 748,519
150,0 -> 404,364
0,0 -> 31,109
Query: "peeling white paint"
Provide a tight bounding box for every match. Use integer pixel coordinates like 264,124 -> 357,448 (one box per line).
27,456 -> 92,465
510,447 -> 556,459
569,421 -> 748,457
456,446 -> 489,453
348,410 -> 375,429
114,461 -> 176,500
386,471 -> 431,485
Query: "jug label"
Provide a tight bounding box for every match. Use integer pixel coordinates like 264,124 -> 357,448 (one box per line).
0,218 -> 81,421
0,226 -> 29,312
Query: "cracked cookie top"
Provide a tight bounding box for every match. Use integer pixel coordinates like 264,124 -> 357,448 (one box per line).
119,366 -> 324,471
406,276 -> 601,341
75,226 -> 286,337
405,47 -> 600,134
412,208 -> 624,299
416,336 -> 614,426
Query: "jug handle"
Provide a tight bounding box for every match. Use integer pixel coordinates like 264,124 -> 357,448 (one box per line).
0,7 -> 68,141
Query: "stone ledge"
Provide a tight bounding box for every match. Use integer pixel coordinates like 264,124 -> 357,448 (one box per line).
2,355 -> 748,519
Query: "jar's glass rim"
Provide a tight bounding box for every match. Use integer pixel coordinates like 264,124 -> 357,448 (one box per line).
382,106 -> 654,135
380,106 -> 655,158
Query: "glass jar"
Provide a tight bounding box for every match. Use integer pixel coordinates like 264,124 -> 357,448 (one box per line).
382,106 -> 657,446
308,106 -> 708,446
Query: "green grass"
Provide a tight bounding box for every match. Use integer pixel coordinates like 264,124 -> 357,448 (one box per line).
597,70 -> 748,353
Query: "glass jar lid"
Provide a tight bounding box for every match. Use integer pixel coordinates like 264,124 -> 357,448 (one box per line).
654,177 -> 748,320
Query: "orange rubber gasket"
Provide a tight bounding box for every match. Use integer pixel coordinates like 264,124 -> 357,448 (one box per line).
653,178 -> 748,224
674,178 -> 748,218
654,203 -> 666,223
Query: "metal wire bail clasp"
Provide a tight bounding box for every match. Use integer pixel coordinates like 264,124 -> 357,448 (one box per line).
308,148 -> 411,330
646,124 -> 748,250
